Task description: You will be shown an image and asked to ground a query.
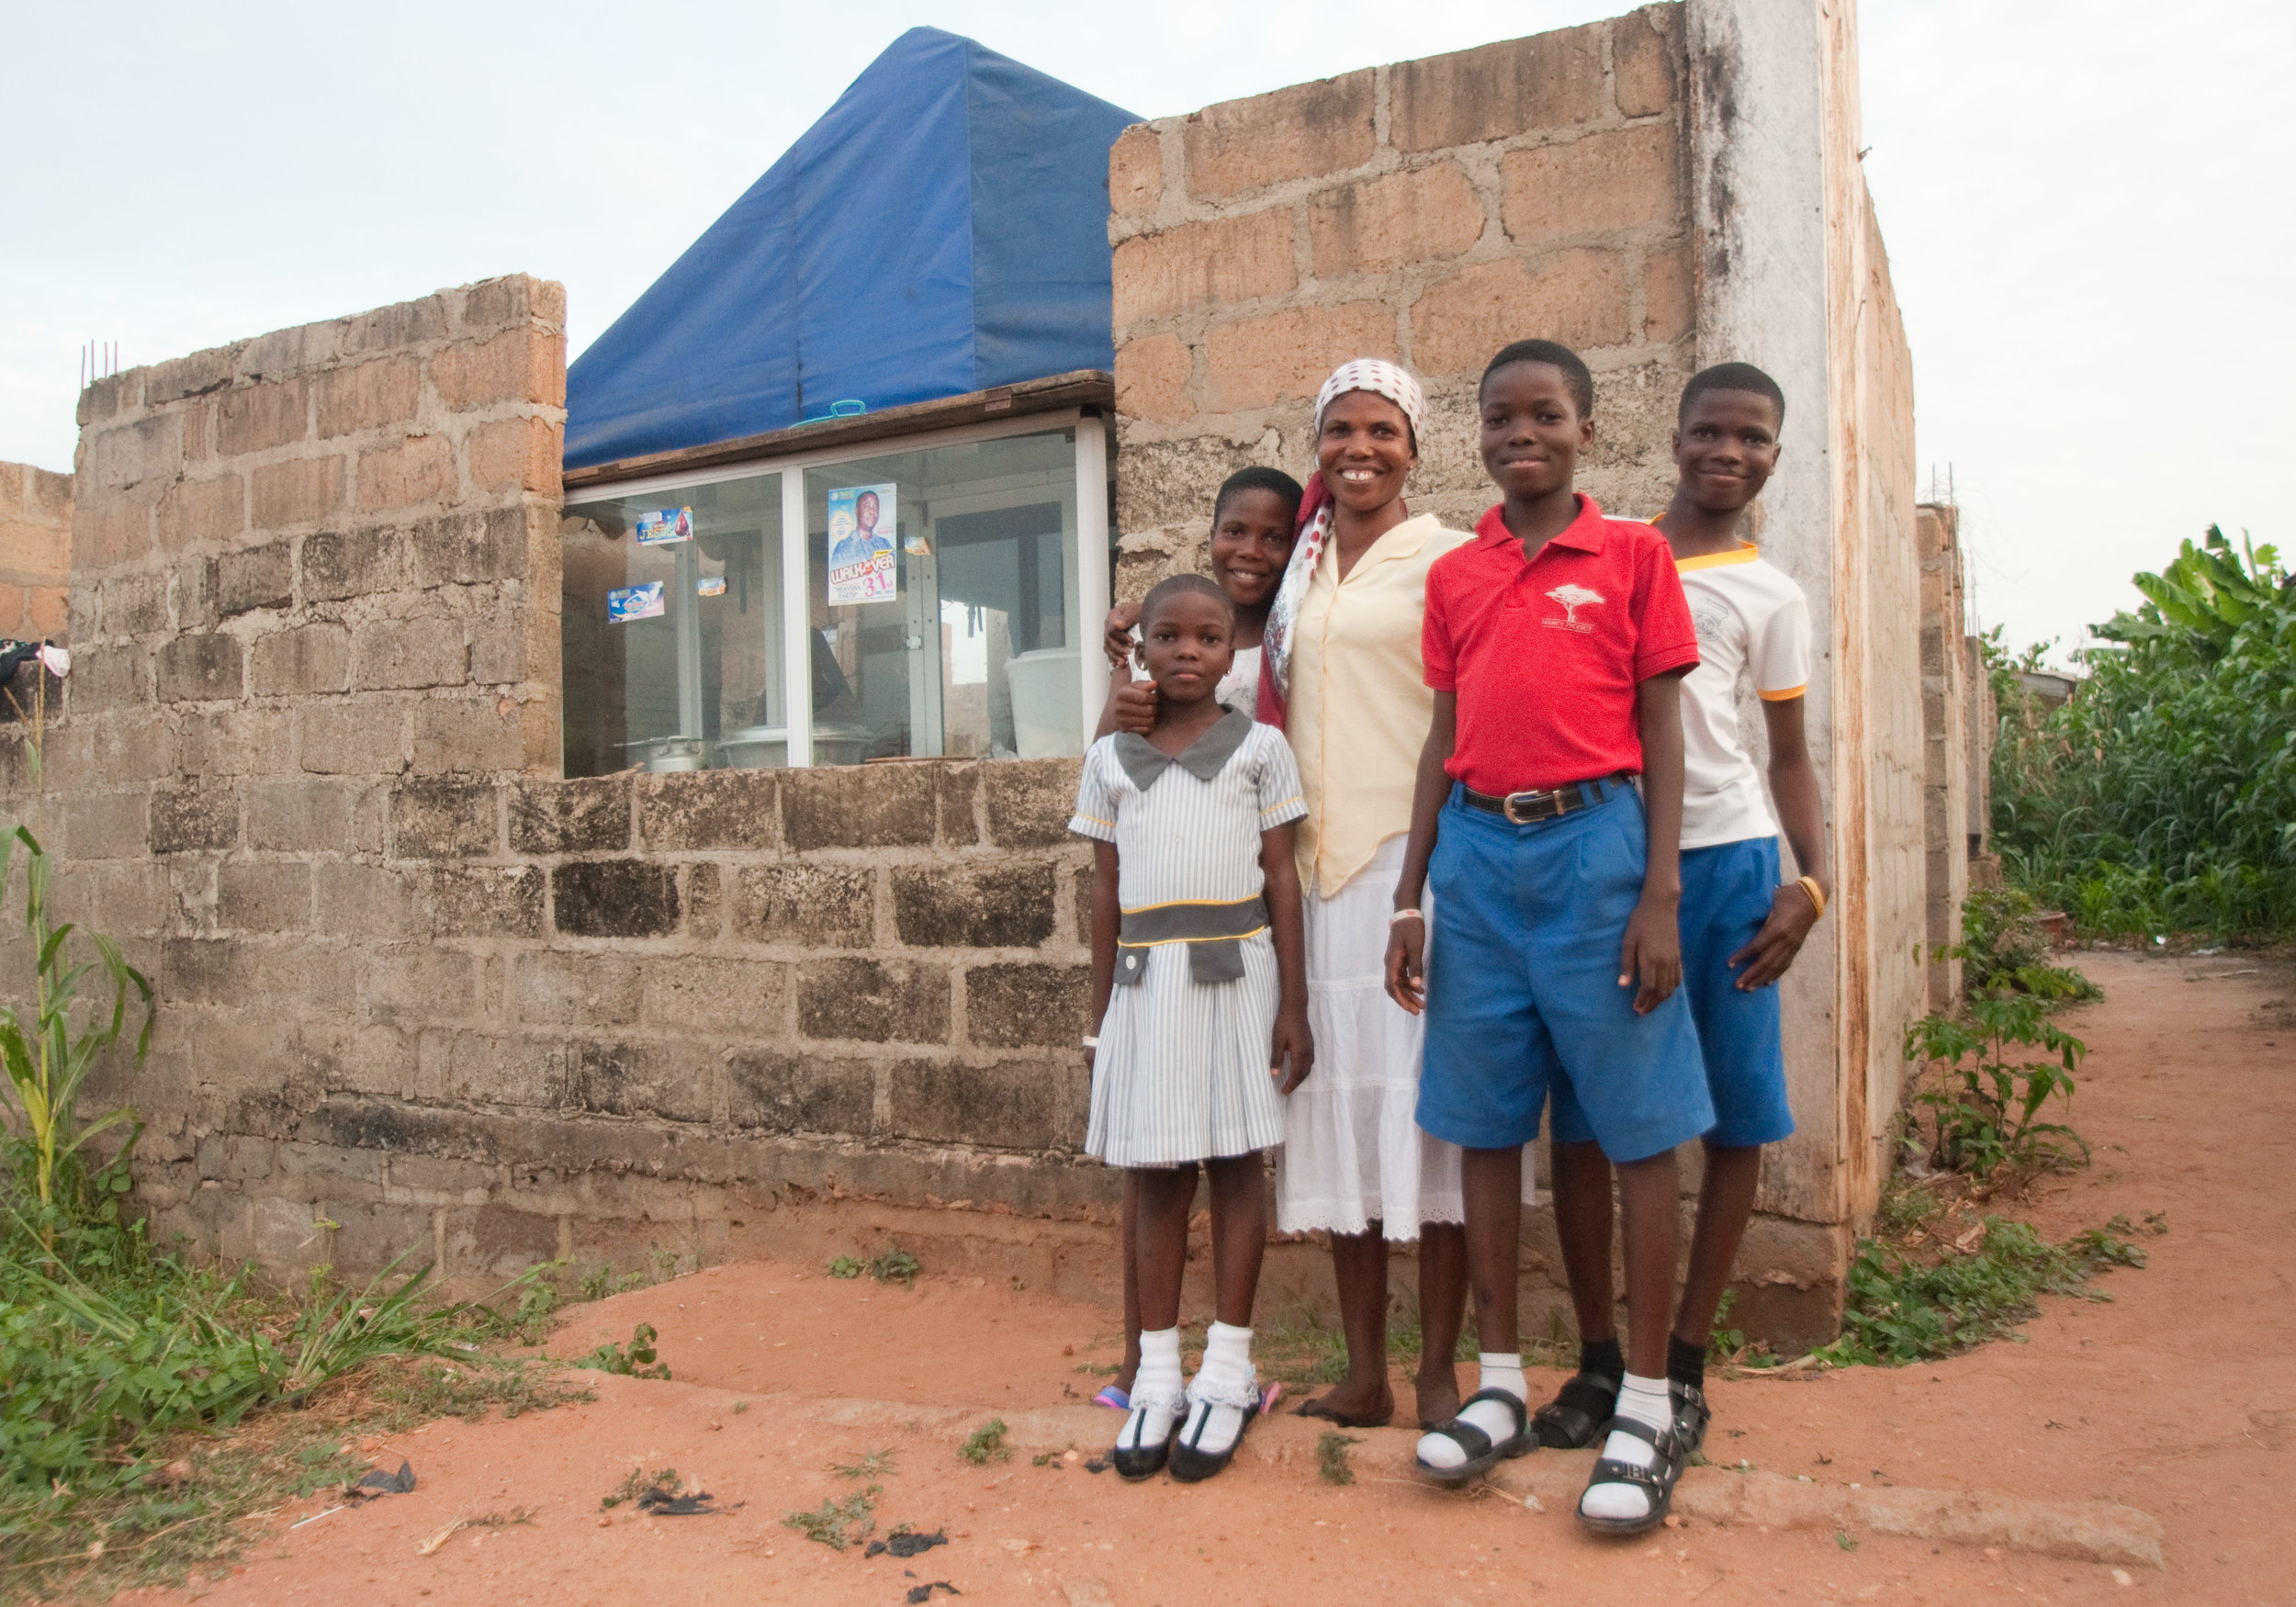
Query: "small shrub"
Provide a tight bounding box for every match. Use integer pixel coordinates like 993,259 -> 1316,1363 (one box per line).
1316,1430 -> 1361,1486
829,1447 -> 896,1480
827,1256 -> 863,1280
570,1322 -> 670,1379
959,1418 -> 1010,1466
867,1248 -> 922,1288
1905,994 -> 2090,1180
783,1484 -> 879,1549
602,1466 -> 682,1511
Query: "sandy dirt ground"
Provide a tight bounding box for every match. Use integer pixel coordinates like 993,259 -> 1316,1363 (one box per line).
118,950 -> 2293,1606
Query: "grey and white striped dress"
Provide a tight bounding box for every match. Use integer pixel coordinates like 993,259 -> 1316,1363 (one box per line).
1070,714 -> 1308,1167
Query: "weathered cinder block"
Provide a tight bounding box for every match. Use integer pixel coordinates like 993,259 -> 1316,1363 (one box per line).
514,950 -> 644,1027
360,942 -> 477,1025
248,623 -> 352,697
213,539 -> 294,616
780,763 -> 937,850
217,860 -> 312,931
389,780 -> 498,859
1389,25 -> 1605,151
892,862 -> 1056,948
65,645 -> 152,715
567,1039 -> 711,1122
445,1203 -> 560,1274
729,863 -> 873,948
726,1051 -> 877,1135
966,963 -> 1091,1048
430,864 -> 545,938
98,571 -> 171,638
156,633 -> 243,702
325,1199 -> 435,1271
149,780 -> 240,853
213,377 -> 309,456
313,862 -> 420,938
552,860 -> 679,938
177,707 -> 293,777
886,1058 -> 1076,1150
797,958 -> 950,1044
300,702 -> 407,776
980,759 -> 1084,848
62,790 -> 151,860
416,1028 -> 565,1109
354,616 -> 467,691
508,775 -> 630,854
299,526 -> 401,601
411,699 -> 526,776
640,956 -> 786,1033
249,781 -> 353,852
637,770 -> 779,851
411,507 -> 529,587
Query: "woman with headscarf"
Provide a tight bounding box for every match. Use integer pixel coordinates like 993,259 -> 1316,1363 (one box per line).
1258,360 -> 1484,1431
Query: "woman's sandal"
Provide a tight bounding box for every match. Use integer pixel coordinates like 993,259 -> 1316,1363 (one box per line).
1671,1380 -> 1711,1457
1576,1417 -> 1685,1535
1531,1370 -> 1620,1449
1093,1385 -> 1131,1411
1413,1388 -> 1536,1486
1166,1379 -> 1276,1484
1110,1399 -> 1182,1480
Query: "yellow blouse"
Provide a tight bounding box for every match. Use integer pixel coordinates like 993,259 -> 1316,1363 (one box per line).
1287,511 -> 1473,893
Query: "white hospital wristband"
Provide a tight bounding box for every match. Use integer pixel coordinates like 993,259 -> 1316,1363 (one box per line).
1390,908 -> 1424,926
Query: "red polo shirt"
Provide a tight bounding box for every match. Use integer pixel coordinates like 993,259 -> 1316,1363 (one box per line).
1423,496 -> 1700,794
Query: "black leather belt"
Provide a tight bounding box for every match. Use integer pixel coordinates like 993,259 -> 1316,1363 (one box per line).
1461,772 -> 1634,825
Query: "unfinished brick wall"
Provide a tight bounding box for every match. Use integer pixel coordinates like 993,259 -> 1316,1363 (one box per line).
1109,5 -> 1693,596
0,460 -> 71,643
1919,502 -> 1968,1008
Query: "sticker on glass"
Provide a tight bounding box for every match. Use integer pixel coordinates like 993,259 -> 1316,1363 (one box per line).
635,507 -> 693,545
826,483 -> 898,606
696,574 -> 727,598
608,581 -> 666,623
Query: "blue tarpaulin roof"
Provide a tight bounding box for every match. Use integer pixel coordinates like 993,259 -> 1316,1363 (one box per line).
564,28 -> 1138,471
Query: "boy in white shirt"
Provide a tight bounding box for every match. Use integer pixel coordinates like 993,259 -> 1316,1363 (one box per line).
1533,363 -> 1831,1462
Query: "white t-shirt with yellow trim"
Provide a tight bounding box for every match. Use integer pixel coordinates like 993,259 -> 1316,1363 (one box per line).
1673,543 -> 1811,849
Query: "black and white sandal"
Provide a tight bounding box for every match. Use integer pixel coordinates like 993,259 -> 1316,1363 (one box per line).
1531,1369 -> 1619,1449
1111,1395 -> 1183,1481
1413,1388 -> 1536,1486
1167,1374 -> 1266,1484
1671,1380 -> 1712,1458
1576,1416 -> 1684,1535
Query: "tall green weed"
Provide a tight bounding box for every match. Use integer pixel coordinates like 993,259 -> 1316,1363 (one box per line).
1986,526 -> 2296,938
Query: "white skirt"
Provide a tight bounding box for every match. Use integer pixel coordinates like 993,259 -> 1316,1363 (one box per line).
1274,836 -> 1534,1240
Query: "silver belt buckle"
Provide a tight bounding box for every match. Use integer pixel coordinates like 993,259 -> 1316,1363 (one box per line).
1503,790 -> 1551,825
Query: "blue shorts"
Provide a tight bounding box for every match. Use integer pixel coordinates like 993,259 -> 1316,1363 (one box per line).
1552,834 -> 1795,1150
1415,781 -> 1714,1164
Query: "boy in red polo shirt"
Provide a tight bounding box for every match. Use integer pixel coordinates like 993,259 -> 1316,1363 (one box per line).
1384,339 -> 1712,1534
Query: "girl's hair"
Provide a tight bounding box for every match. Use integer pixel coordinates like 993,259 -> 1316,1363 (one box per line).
1140,572 -> 1236,628
1480,339 -> 1594,418
1213,466 -> 1304,524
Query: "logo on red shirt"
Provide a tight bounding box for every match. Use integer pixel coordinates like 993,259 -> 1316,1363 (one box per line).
1543,582 -> 1606,634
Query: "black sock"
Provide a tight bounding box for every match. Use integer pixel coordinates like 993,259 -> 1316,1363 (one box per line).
1578,1335 -> 1625,1381
1667,1334 -> 1706,1390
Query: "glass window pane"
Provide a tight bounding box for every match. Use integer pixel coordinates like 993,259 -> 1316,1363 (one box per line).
560,472 -> 784,777
805,429 -> 1082,764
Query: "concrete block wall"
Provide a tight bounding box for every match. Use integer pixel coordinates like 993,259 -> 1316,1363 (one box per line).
0,460 -> 71,643
1109,5 -> 1694,597
1919,502 -> 1969,1008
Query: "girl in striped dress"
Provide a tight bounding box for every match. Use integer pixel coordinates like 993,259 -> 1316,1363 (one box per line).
1070,573 -> 1313,1484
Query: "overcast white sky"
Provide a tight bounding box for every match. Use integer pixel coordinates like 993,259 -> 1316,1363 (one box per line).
5,1 -> 2289,657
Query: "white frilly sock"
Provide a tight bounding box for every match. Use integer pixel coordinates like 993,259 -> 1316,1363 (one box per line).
1118,1326 -> 1185,1454
1181,1320 -> 1258,1457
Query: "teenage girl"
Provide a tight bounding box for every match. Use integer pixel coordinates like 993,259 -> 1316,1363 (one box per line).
1071,573 -> 1312,1482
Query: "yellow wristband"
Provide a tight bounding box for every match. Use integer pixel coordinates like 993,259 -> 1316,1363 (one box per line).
1795,875 -> 1826,919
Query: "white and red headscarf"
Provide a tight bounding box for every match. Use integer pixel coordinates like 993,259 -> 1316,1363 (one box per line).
1257,359 -> 1427,729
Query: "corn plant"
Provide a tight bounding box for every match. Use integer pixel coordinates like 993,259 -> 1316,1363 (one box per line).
0,825 -> 155,1235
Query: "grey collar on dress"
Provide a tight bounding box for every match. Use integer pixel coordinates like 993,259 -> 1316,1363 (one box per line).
1113,707 -> 1252,791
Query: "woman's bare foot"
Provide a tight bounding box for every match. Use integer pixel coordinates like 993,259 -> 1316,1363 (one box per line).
1412,1362 -> 1462,1429
1295,1373 -> 1394,1428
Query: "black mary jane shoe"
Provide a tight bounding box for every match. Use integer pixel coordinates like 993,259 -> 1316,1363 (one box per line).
1670,1379 -> 1712,1458
1413,1388 -> 1536,1486
1168,1393 -> 1258,1483
1576,1416 -> 1685,1536
1111,1400 -> 1181,1481
1531,1369 -> 1620,1449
